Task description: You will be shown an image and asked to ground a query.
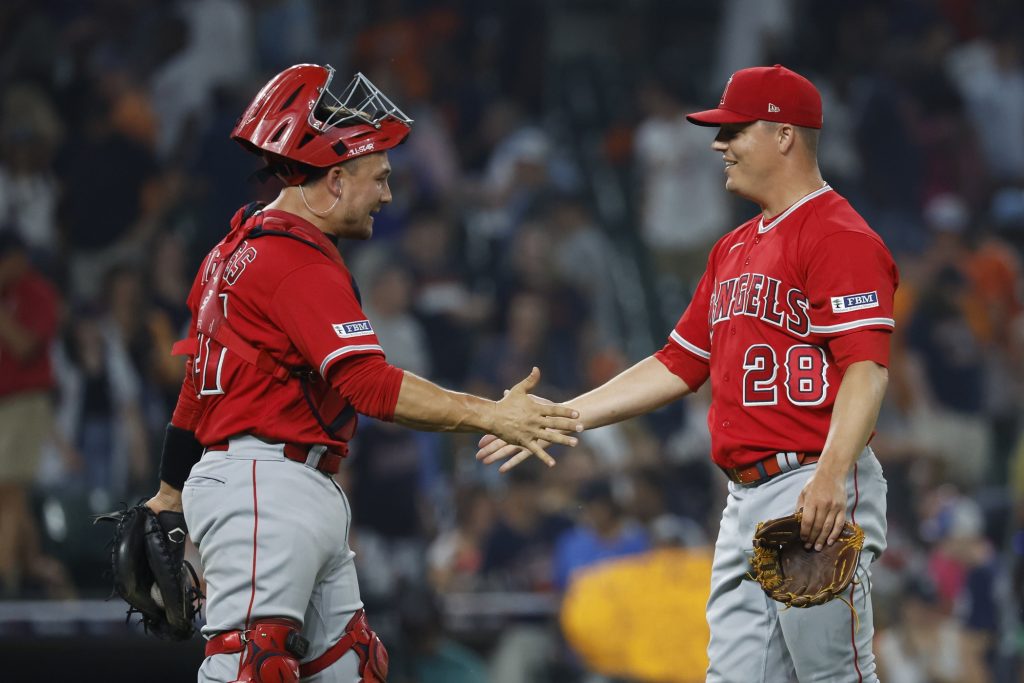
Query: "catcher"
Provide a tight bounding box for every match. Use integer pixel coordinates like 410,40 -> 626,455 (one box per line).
99,63 -> 582,683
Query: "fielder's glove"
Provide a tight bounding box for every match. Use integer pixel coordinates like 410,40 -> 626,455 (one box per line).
749,511 -> 864,608
96,503 -> 203,639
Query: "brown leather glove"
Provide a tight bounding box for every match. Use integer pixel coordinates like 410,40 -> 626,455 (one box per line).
749,511 -> 864,608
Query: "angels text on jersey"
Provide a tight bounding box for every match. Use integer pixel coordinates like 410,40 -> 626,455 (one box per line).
709,272 -> 810,337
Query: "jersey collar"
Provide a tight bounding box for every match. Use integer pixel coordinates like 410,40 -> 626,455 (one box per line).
757,183 -> 832,234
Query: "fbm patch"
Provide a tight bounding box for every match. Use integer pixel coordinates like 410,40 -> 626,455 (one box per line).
333,320 -> 375,338
831,291 -> 879,314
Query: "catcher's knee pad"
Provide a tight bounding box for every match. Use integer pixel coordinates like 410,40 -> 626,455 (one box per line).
299,609 -> 388,682
206,618 -> 310,683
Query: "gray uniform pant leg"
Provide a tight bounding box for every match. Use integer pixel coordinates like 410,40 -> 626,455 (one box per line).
183,446 -> 365,682
706,448 -> 887,683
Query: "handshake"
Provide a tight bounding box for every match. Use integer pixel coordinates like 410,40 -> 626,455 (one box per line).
476,366 -> 583,473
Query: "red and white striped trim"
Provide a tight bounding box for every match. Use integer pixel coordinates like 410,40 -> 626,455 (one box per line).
809,317 -> 894,335
239,460 -> 260,679
670,330 -> 711,360
319,344 -> 384,376
849,461 -> 862,682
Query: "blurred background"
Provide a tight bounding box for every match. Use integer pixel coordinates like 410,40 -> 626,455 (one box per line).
0,0 -> 1022,681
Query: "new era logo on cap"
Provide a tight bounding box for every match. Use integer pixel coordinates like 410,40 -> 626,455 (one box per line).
686,65 -> 823,129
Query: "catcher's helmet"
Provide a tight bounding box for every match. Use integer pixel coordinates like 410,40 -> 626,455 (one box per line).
231,64 -> 413,185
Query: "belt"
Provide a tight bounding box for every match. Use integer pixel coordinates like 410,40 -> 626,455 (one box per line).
205,439 -> 343,475
722,451 -> 820,486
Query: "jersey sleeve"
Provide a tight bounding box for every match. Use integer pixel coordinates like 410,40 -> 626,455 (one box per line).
654,267 -> 714,391
827,328 -> 892,370
327,353 -> 404,421
270,263 -> 385,377
804,231 -> 898,338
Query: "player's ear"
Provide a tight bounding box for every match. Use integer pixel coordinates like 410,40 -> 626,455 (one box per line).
777,124 -> 796,154
328,165 -> 345,195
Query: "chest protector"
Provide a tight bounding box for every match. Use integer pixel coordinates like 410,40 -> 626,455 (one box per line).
172,202 -> 357,443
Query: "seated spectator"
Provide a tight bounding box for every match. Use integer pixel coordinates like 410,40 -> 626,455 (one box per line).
391,582 -> 488,683
921,492 -> 1000,672
875,575 -> 988,683
481,466 -> 572,592
428,483 -> 496,594
552,478 -> 650,592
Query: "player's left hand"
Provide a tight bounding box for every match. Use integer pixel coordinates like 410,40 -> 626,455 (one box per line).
488,368 -> 582,468
795,469 -> 848,551
476,434 -> 532,472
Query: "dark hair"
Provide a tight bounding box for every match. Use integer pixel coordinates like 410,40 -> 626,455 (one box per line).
0,227 -> 26,256
297,153 -> 372,185
299,163 -> 331,183
579,478 -> 615,506
903,575 -> 939,604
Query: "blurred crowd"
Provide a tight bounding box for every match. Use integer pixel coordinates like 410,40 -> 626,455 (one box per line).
1,0 -> 1024,681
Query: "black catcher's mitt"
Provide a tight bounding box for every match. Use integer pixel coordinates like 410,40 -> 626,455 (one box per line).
749,511 -> 865,608
96,504 -> 203,639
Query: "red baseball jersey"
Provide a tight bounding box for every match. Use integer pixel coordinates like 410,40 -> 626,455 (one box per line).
655,185 -> 898,468
175,207 -> 388,450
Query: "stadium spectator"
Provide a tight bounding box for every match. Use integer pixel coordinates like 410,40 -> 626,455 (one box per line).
0,229 -> 72,598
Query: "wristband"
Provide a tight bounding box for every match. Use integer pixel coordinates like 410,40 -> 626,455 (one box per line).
159,423 -> 205,490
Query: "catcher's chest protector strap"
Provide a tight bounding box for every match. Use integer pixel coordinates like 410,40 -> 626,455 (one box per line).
206,618 -> 308,683
172,213 -> 293,383
171,203 -> 335,382
299,609 -> 389,681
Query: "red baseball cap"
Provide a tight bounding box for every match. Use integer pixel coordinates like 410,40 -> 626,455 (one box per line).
686,64 -> 822,129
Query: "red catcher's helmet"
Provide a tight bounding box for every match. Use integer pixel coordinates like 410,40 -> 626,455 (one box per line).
231,64 -> 413,185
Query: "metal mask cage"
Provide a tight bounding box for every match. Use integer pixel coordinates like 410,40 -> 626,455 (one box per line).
309,66 -> 414,132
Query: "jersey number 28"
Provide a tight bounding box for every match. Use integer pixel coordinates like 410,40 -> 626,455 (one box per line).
742,344 -> 828,407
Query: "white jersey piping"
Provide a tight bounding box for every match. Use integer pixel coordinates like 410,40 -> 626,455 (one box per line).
670,330 -> 711,359
809,317 -> 895,334
758,184 -> 833,234
319,344 -> 384,376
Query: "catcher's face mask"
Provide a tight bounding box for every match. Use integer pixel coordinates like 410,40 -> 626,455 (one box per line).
231,64 -> 413,185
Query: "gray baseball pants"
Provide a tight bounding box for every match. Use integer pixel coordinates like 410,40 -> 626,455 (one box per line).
183,437 -> 364,682
705,447 -> 887,682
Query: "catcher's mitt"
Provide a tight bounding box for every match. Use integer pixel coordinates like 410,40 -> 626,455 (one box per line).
749,511 -> 864,608
96,504 -> 203,639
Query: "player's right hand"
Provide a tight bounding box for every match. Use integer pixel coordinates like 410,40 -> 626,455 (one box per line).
488,367 -> 582,468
